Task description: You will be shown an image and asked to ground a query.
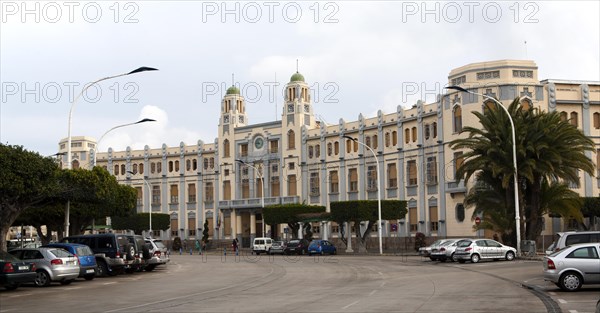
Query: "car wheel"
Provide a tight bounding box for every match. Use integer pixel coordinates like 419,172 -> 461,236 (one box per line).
4,283 -> 19,290
458,259 -> 465,264
97,261 -> 110,277
142,245 -> 151,259
84,275 -> 95,281
505,251 -> 515,261
559,272 -> 583,292
35,270 -> 51,287
451,253 -> 458,262
145,264 -> 156,272
126,245 -> 136,261
60,279 -> 73,285
470,254 -> 480,263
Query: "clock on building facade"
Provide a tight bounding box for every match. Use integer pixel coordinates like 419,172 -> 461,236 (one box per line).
254,136 -> 264,150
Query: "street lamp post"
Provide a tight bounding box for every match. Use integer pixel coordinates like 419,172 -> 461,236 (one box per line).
236,159 -> 266,237
90,118 -> 157,169
64,66 -> 157,238
445,85 -> 521,256
343,135 -> 383,255
127,171 -> 152,237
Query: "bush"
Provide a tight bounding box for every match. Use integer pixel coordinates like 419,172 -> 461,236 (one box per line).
414,232 -> 427,252
172,236 -> 182,251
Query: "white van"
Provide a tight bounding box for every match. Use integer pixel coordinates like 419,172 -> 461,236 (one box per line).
545,231 -> 600,254
252,237 -> 273,255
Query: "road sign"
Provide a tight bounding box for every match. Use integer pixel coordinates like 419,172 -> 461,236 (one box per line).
391,224 -> 398,232
284,227 -> 289,234
475,217 -> 481,225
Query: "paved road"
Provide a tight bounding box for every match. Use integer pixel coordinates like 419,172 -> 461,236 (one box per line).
1,254 -> 598,312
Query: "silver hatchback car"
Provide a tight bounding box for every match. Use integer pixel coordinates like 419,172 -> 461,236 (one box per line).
454,239 -> 516,263
543,242 -> 600,291
8,248 -> 80,287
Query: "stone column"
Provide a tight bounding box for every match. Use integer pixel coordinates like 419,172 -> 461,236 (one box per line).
250,212 -> 256,241
345,221 -> 353,253
298,222 -> 304,239
322,221 -> 328,240
236,212 -> 242,243
231,209 -> 237,240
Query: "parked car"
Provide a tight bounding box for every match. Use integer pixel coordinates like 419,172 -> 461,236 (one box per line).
8,248 -> 79,287
543,242 -> 600,291
123,234 -> 152,273
0,251 -> 37,290
545,231 -> 600,255
308,240 -> 337,255
43,243 -> 97,280
419,239 -> 449,257
144,238 -> 170,271
429,239 -> 467,262
284,239 -> 310,255
454,239 -> 516,263
252,237 -> 273,255
62,233 -> 134,276
268,241 -> 286,255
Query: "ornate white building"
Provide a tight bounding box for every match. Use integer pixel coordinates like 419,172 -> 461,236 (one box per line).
58,60 -> 600,247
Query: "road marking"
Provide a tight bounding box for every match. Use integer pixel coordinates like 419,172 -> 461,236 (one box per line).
5,293 -> 33,298
342,301 -> 359,310
568,310 -> 578,313
103,282 -> 117,285
63,287 -> 81,290
369,290 -> 377,297
558,299 -> 567,304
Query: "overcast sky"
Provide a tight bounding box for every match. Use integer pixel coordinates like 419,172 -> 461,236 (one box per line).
1,1 -> 599,156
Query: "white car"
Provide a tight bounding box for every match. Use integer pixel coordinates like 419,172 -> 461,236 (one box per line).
144,239 -> 170,271
454,239 -> 516,263
419,239 -> 449,258
430,238 -> 469,262
543,242 -> 600,291
252,237 -> 273,255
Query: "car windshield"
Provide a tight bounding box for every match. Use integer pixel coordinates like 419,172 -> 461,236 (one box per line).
50,248 -> 74,258
0,251 -> 20,262
75,246 -> 93,256
154,241 -> 166,249
272,241 -> 283,247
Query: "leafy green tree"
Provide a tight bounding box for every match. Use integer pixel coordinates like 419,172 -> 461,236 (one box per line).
0,144 -> 60,252
581,197 -> 600,227
330,200 -> 407,252
111,213 -> 170,234
263,204 -> 326,238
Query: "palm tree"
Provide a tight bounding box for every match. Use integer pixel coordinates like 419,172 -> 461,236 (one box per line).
519,109 -> 594,238
451,97 -> 595,242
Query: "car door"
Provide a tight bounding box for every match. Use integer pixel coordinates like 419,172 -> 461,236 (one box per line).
566,245 -> 600,284
474,240 -> 489,259
485,240 -> 502,258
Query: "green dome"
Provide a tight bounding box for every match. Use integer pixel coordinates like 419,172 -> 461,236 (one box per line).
226,85 -> 240,95
290,72 -> 305,82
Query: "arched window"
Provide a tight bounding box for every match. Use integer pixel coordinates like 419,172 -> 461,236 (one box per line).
594,112 -> 600,129
186,159 -> 191,171
315,144 -> 320,158
392,131 -> 398,146
346,139 -> 352,153
114,165 -> 119,175
411,127 -> 417,142
223,139 -> 230,157
432,122 -> 437,138
424,124 -> 430,140
327,142 -> 332,156
372,135 -> 378,149
157,162 -> 162,173
308,146 -> 314,158
404,128 -> 410,144
353,141 -> 358,152
192,159 -> 197,171
175,160 -> 180,172
169,161 -> 174,172
288,130 -> 295,149
151,162 -> 156,174
132,163 -> 138,174
570,112 -> 578,127
560,111 -> 568,122
204,158 -> 208,170
385,133 -> 390,147
334,141 -> 339,155
521,98 -> 532,111
139,163 -> 144,174
365,136 -> 371,148
453,105 -> 462,133
121,164 -> 125,175
209,157 -> 214,169
456,203 -> 465,222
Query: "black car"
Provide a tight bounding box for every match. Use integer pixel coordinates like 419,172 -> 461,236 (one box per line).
0,251 -> 37,290
62,233 -> 135,276
284,239 -> 310,255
